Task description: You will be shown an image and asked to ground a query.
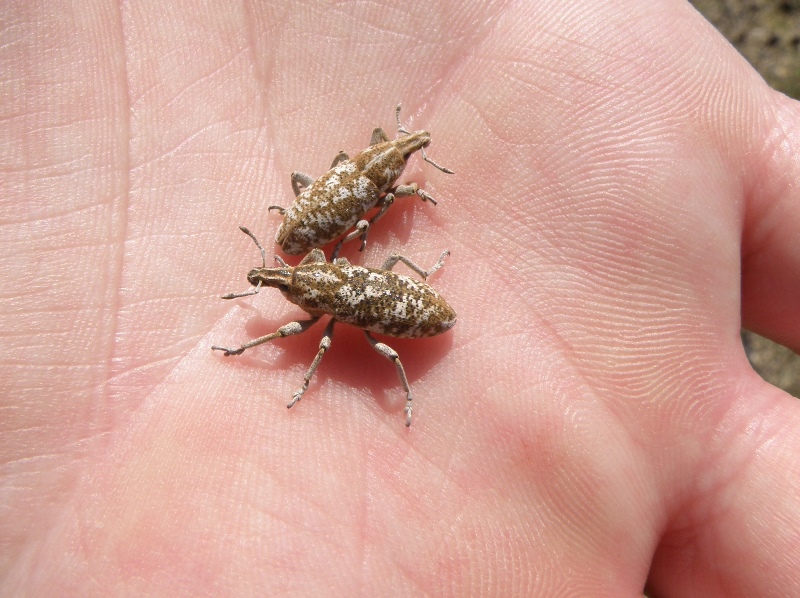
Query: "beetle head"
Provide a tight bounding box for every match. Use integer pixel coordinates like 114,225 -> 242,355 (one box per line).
395,130 -> 431,160
247,267 -> 293,297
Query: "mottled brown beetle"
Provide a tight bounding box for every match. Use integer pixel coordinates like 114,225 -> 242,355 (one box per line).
212,227 -> 456,426
269,105 -> 453,259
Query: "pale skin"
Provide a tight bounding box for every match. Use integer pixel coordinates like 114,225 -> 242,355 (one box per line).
2,0 -> 799,595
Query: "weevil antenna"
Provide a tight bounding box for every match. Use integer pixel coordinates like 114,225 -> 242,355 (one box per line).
239,226 -> 267,267
395,104 -> 411,136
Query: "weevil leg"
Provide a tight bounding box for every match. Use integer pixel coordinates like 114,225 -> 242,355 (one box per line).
331,220 -> 369,260
364,331 -> 413,427
381,250 -> 450,281
370,127 -> 389,145
290,171 -> 315,196
391,183 -> 438,206
298,248 -> 327,265
391,183 -> 418,198
268,205 -> 286,215
329,151 -> 349,168
211,317 -> 321,356
288,319 -> 336,409
355,193 -> 396,253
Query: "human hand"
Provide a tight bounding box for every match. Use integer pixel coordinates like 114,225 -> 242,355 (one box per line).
2,0 -> 799,595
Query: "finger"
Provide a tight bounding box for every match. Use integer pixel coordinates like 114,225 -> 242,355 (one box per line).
647,378 -> 800,596
741,96 -> 800,351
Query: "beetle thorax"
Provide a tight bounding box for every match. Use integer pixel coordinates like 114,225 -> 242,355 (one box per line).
355,130 -> 429,191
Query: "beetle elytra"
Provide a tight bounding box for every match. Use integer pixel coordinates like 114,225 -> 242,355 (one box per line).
269,104 -> 453,259
212,227 -> 456,426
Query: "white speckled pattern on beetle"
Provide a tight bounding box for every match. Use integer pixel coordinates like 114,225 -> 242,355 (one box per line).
288,262 -> 455,338
276,156 -> 389,254
212,230 -> 456,427
270,105 -> 453,258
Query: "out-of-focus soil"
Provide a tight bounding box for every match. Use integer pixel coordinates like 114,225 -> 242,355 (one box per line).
693,0 -> 800,97
691,0 -> 800,397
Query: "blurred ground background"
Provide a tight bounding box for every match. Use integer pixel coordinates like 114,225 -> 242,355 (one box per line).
690,0 -> 800,397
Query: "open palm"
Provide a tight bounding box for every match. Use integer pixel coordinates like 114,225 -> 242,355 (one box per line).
3,0 -> 800,595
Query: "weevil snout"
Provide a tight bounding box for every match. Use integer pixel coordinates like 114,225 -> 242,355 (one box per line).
247,267 -> 292,290
395,130 -> 431,159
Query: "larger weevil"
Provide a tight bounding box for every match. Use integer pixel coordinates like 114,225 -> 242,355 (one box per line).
212,227 -> 457,426
269,104 -> 454,259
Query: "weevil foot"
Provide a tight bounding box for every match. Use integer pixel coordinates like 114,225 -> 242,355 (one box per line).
211,345 -> 244,356
417,189 -> 437,205
286,319 -> 335,409
404,402 -> 413,427
287,392 -> 303,409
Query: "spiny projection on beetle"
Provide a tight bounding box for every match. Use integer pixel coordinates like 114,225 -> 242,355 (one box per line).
269,104 -> 453,259
212,227 -> 456,426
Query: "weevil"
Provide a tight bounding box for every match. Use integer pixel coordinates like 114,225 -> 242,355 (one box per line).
212,227 -> 456,426
269,104 -> 454,259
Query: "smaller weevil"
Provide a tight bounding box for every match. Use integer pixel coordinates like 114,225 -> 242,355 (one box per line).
269,104 -> 453,259
212,227 -> 457,426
